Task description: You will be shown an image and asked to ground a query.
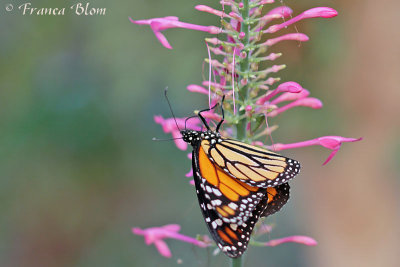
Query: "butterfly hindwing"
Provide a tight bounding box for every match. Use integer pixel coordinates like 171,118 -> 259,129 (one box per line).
201,139 -> 300,188
262,183 -> 290,218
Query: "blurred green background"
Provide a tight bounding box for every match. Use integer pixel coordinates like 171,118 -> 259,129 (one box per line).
1,0 -> 399,266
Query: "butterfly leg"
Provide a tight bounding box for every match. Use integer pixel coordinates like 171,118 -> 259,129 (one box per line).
216,96 -> 225,132
197,101 -> 220,130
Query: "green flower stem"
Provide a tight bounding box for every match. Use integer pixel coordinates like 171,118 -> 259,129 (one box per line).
231,256 -> 243,267
236,0 -> 251,141
238,0 -> 250,101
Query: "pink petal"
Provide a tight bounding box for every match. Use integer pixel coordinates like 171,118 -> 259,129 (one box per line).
322,147 -> 340,165
185,168 -> 193,177
162,224 -> 181,233
132,227 -> 145,236
152,29 -> 172,49
154,240 -> 172,258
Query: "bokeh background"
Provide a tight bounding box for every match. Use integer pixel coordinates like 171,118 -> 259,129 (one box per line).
1,0 -> 399,266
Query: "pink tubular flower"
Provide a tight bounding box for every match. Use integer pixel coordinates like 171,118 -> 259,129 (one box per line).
262,33 -> 309,47
271,89 -> 310,105
129,16 -> 220,49
195,5 -> 230,18
185,153 -> 193,178
133,224 -> 208,258
154,115 -> 201,150
269,97 -> 323,117
200,110 -> 222,121
266,7 -> 338,33
271,136 -> 363,165
262,235 -> 318,247
187,84 -> 209,95
267,6 -> 293,18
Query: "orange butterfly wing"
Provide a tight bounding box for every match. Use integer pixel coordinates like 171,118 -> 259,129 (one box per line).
201,139 -> 300,188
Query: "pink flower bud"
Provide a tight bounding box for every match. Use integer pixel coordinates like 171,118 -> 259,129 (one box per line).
262,52 -> 282,61
187,84 -> 208,95
258,0 -> 274,4
229,12 -> 243,22
303,7 -> 338,18
263,33 -> 309,46
297,97 -> 323,109
266,6 -> 293,17
200,111 -> 222,121
263,235 -> 318,247
257,82 -> 304,105
269,97 -> 322,117
195,5 -> 227,18
206,37 -> 222,45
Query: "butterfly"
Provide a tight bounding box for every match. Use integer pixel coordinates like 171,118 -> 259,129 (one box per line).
179,96 -> 301,258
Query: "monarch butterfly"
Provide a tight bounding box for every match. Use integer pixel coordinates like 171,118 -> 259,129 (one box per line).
177,96 -> 300,257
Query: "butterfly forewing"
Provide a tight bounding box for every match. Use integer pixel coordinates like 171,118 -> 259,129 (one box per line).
201,138 -> 300,188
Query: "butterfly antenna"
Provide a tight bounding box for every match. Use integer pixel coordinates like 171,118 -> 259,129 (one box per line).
152,137 -> 183,142
164,87 -> 181,131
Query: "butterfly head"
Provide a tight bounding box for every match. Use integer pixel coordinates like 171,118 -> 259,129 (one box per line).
181,130 -> 202,145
